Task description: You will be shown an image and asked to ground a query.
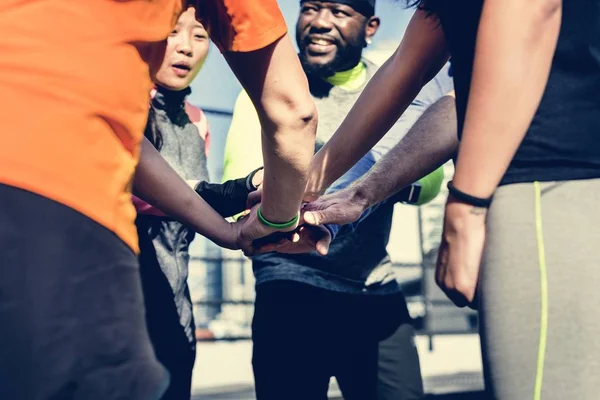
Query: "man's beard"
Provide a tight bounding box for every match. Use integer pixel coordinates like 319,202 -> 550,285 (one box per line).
299,39 -> 364,78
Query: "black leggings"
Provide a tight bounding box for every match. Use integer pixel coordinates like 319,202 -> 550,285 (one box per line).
252,281 -> 416,400
138,226 -> 196,400
0,184 -> 168,400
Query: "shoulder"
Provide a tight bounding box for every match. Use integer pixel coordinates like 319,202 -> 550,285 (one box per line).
185,102 -> 209,141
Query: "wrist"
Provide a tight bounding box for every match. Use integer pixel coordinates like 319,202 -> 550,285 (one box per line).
447,180 -> 493,208
350,183 -> 374,213
451,170 -> 496,199
258,202 -> 299,226
257,205 -> 299,231
227,222 -> 241,250
445,197 -> 488,225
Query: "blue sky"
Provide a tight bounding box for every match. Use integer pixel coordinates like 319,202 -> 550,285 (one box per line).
188,1 -> 415,180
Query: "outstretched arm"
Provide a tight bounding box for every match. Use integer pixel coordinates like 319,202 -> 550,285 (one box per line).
224,35 -> 317,224
133,137 -> 239,249
303,93 -> 458,227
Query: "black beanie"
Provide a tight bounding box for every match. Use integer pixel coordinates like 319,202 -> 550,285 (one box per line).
300,0 -> 376,17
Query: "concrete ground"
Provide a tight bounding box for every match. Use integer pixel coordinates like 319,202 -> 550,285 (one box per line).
191,334 -> 486,399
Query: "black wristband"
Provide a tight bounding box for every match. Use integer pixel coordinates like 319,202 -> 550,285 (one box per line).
246,166 -> 264,191
447,180 -> 493,208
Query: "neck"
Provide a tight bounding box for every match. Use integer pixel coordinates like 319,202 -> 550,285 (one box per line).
324,61 -> 367,90
152,85 -> 191,111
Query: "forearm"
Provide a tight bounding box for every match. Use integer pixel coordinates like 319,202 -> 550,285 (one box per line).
305,10 -> 449,197
352,94 -> 459,209
224,34 -> 316,223
323,148 -> 436,238
259,114 -> 315,222
452,0 -> 562,197
133,138 -> 236,249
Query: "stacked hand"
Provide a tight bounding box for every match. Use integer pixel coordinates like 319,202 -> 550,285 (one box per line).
233,186 -> 369,257
232,187 -> 337,257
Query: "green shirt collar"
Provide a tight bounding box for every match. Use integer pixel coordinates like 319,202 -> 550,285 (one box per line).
324,62 -> 367,91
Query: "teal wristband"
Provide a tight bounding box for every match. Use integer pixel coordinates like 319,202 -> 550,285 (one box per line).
257,206 -> 299,229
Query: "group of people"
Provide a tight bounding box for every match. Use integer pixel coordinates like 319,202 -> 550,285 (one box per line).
0,0 -> 598,400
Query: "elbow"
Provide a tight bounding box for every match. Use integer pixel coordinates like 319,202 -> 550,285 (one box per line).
530,0 -> 562,25
261,95 -> 318,142
539,0 -> 562,17
290,101 -> 318,136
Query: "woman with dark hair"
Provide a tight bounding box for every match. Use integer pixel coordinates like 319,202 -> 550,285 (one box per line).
133,7 -> 262,400
297,0 -> 600,398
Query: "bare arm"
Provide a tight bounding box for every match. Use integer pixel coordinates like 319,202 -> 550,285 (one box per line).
353,93 -> 457,209
303,93 -> 458,226
435,0 -> 563,308
305,10 -> 449,198
451,0 -> 562,196
224,34 -> 317,223
133,137 -> 239,249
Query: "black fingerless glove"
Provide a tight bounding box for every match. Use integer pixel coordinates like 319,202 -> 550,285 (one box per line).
194,167 -> 263,218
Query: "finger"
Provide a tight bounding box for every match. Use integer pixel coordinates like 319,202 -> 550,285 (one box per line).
303,208 -> 335,226
365,267 -> 389,287
252,231 -> 290,249
297,213 -> 307,226
291,232 -> 301,243
449,292 -> 469,308
366,269 -> 396,287
246,190 -> 262,209
237,211 -> 250,222
304,205 -> 357,226
241,244 -> 255,257
468,295 -> 479,310
255,237 -> 289,254
315,234 -> 331,256
380,273 -> 398,286
255,243 -> 282,254
442,278 -> 470,308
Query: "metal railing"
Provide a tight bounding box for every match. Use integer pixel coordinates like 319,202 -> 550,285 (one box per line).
190,254 -> 478,346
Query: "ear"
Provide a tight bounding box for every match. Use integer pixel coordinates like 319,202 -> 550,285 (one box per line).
364,16 -> 380,45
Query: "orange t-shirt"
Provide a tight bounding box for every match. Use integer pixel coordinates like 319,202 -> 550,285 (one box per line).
197,0 -> 288,53
0,0 -> 286,253
0,0 -> 182,253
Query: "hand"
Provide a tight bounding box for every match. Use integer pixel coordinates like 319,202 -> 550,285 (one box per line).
255,224 -> 332,256
435,197 -> 487,309
246,188 -> 262,209
302,187 -> 369,227
365,264 -> 398,287
235,205 -> 298,256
